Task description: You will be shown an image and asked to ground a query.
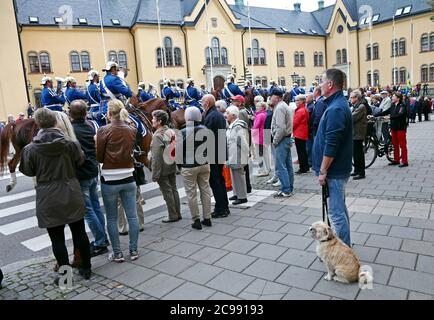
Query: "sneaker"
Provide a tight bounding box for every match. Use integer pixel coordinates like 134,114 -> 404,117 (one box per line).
90,244 -> 109,258
273,191 -> 293,198
272,181 -> 281,187
119,231 -> 128,236
256,171 -> 269,177
108,252 -> 125,263
229,195 -> 238,201
232,198 -> 248,205
266,176 -> 278,184
130,250 -> 139,261
192,219 -> 202,230
201,219 -> 212,227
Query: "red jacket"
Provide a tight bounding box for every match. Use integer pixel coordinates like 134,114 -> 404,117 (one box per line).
293,104 -> 309,141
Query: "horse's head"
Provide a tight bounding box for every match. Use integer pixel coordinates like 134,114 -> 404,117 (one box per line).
129,95 -> 139,107
244,89 -> 255,108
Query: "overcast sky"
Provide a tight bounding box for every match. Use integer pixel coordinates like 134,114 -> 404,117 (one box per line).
226,0 -> 337,12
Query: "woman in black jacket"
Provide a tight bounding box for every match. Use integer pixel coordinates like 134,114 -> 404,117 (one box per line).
385,92 -> 409,167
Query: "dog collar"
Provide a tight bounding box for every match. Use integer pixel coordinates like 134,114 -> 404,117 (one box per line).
320,239 -> 332,243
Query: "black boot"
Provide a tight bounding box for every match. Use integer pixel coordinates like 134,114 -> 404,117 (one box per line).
191,219 -> 202,230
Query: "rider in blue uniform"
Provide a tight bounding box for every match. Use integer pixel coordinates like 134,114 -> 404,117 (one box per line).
184,78 -> 202,110
65,76 -> 88,105
244,80 -> 261,97
86,69 -> 102,119
268,80 -> 278,96
138,82 -> 154,103
161,79 -> 181,111
40,75 -> 65,112
221,74 -> 244,104
289,83 -> 305,102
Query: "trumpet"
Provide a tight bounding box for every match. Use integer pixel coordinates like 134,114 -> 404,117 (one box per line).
55,77 -> 65,95
147,83 -> 157,96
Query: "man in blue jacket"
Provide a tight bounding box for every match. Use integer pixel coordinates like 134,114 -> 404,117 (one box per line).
312,69 -> 353,247
65,77 -> 88,105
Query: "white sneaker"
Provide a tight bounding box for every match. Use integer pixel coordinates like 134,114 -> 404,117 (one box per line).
256,170 -> 270,177
273,191 -> 293,198
266,176 -> 278,184
272,181 -> 281,187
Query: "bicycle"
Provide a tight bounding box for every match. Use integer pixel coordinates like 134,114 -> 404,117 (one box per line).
354,117 -> 395,169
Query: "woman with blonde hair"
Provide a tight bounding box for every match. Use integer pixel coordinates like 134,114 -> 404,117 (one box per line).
55,111 -> 77,141
96,99 -> 139,263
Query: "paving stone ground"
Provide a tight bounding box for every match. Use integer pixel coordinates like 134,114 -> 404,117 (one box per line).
1,118 -> 433,300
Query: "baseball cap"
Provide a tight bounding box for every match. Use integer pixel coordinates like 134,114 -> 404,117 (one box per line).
231,95 -> 245,103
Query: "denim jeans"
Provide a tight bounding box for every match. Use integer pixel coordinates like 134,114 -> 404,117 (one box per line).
80,177 -> 107,247
274,137 -> 294,194
327,178 -> 351,246
101,181 -> 139,255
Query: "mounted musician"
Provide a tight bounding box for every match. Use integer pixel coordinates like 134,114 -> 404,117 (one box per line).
184,78 -> 203,110
41,75 -> 66,112
221,74 -> 244,105
161,79 -> 182,111
244,80 -> 260,97
65,76 -> 88,105
86,69 -> 103,121
268,79 -> 278,97
289,82 -> 305,102
138,82 -> 155,103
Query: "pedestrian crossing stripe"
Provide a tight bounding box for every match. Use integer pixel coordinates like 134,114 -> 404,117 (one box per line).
0,182 -> 274,252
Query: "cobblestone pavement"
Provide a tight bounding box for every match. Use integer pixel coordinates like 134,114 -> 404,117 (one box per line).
1,119 -> 433,300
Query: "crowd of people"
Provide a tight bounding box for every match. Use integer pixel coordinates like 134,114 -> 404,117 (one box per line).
0,64 -> 433,288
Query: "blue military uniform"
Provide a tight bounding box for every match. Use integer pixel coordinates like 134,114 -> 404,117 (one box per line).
65,87 -> 88,105
290,86 -> 305,102
161,86 -> 181,110
41,87 -> 65,112
268,85 -> 278,96
245,85 -> 260,97
86,82 -> 103,119
221,82 -> 244,104
139,89 -> 154,103
184,85 -> 202,109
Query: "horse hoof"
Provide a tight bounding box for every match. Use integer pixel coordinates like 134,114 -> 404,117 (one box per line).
6,185 -> 12,192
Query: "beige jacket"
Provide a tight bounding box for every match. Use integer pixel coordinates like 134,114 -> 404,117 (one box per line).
271,100 -> 294,145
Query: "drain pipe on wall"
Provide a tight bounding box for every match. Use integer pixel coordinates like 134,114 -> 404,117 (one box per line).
181,23 -> 190,78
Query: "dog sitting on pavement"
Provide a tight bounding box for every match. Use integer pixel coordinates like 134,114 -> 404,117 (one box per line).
309,221 -> 373,286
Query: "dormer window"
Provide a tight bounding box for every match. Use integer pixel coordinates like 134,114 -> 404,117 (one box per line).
281,27 -> 289,33
29,16 -> 39,23
403,6 -> 412,15
372,14 -> 380,22
365,16 -> 372,24
298,28 -> 307,33
78,18 -> 87,25
395,8 -> 403,16
111,19 -> 120,25
310,29 -> 318,35
54,17 -> 63,24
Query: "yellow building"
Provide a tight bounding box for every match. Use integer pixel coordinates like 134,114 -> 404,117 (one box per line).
1,0 -> 433,118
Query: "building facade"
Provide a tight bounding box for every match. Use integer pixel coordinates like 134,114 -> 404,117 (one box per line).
1,0 -> 433,118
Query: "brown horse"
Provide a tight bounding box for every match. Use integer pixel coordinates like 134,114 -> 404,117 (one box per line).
0,97 -> 169,192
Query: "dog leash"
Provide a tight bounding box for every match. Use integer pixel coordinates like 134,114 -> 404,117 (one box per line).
322,182 -> 331,227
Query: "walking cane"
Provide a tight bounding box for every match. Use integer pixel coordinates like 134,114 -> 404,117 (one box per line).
322,182 -> 331,226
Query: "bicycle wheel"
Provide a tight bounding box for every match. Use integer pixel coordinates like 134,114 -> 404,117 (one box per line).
364,137 -> 378,169
385,142 -> 395,163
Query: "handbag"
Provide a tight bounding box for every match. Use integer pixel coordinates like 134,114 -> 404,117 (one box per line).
133,161 -> 147,186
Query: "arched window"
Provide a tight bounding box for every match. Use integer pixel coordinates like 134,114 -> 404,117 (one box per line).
430,63 -> 434,82
430,32 -> 434,51
174,48 -> 182,66
108,50 -> 117,63
367,71 -> 372,86
313,52 -> 318,67
118,51 -> 127,68
399,38 -> 406,56
81,51 -> 90,71
392,68 -> 398,84
336,50 -> 341,65
164,37 -> 173,66
374,70 -> 380,86
70,52 -> 81,72
373,43 -> 379,60
157,48 -> 163,67
39,51 -> 51,73
212,37 -> 220,65
421,64 -> 428,82
277,51 -> 285,67
399,67 -> 407,83
294,52 -> 300,67
299,52 -> 305,66
247,48 -> 252,65
221,48 -> 228,65
259,49 -> 266,65
255,76 -> 261,86
342,49 -> 347,63
366,45 -> 372,61
279,77 -> 286,87
205,47 -> 211,65
421,34 -> 429,52
318,52 -> 323,66
252,39 -> 259,65
261,76 -> 267,88
28,52 -> 40,73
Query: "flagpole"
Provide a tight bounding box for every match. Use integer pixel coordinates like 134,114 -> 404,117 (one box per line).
345,16 -> 351,88
369,20 -> 373,87
97,0 -> 107,61
204,0 -> 214,90
247,0 -> 254,85
156,0 -> 166,82
410,18 -> 414,86
393,15 -> 397,85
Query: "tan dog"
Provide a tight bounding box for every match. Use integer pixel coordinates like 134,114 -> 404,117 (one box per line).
309,221 -> 373,285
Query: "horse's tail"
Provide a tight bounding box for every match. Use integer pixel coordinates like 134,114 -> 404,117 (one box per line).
0,123 -> 14,175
